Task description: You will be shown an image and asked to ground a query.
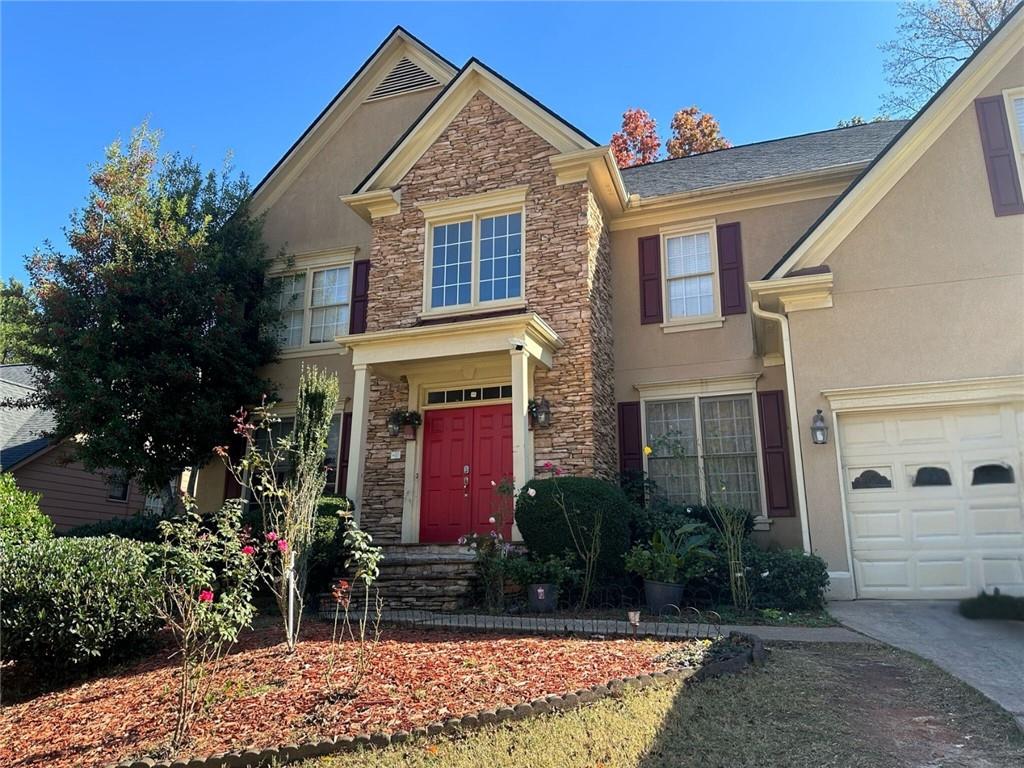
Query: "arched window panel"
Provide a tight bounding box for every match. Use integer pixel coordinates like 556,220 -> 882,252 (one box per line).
912,466 -> 952,487
851,468 -> 893,490
971,463 -> 1015,485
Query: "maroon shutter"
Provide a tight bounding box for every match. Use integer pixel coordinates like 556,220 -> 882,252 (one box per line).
349,260 -> 371,334
222,434 -> 246,500
716,222 -> 746,315
757,390 -> 794,517
638,236 -> 663,325
617,401 -> 643,476
338,412 -> 353,496
975,96 -> 1024,217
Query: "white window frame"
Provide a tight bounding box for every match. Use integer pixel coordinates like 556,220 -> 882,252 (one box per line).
106,471 -> 130,503
1002,87 -> 1024,187
637,375 -> 767,517
269,247 -> 357,359
245,408 -> 349,496
659,220 -> 723,333
419,186 -> 528,318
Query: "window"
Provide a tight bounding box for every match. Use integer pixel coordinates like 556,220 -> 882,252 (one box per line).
254,414 -> 347,494
1005,88 -> 1024,184
644,394 -> 760,515
107,472 -> 129,502
427,211 -> 523,312
972,463 -> 1014,485
664,230 -> 715,320
912,466 -> 952,487
851,469 -> 892,490
272,264 -> 352,349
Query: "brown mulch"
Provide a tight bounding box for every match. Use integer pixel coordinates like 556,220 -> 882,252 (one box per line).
0,623 -> 680,768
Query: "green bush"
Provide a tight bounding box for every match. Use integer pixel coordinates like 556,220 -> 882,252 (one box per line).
515,477 -> 632,576
0,536 -> 162,672
746,548 -> 830,611
306,513 -> 345,596
0,473 -> 53,544
65,514 -> 163,542
505,553 -> 579,589
959,590 -> 1024,621
631,499 -> 754,544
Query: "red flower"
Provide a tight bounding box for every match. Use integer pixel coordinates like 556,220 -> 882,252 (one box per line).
241,545 -> 255,556
277,539 -> 288,553
198,589 -> 214,603
265,531 -> 279,542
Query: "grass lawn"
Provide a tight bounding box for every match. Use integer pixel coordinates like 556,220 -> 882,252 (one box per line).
302,643 -> 1024,768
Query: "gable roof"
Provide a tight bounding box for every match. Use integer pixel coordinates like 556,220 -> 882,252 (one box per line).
0,365 -> 55,471
353,57 -> 599,194
764,3 -> 1024,279
620,121 -> 907,199
249,26 -> 457,210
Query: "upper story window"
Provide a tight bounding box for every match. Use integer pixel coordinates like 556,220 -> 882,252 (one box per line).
1008,89 -> 1024,178
107,471 -> 129,502
665,230 -> 715,320
428,211 -> 523,311
273,262 -> 352,350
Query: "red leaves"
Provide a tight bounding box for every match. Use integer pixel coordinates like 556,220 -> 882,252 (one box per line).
610,108 -> 661,169
0,625 -> 675,767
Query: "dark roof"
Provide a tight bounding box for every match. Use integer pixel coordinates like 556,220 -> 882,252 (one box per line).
0,365 -> 55,470
620,121 -> 908,199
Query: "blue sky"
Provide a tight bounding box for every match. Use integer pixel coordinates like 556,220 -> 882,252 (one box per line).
1,2 -> 900,285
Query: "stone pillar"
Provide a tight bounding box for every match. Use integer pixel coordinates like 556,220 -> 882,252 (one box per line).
346,363 -> 371,522
510,349 -> 533,541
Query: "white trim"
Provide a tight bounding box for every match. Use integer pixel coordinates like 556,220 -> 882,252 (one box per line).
822,375 -> 1024,413
830,409 -> 858,595
659,220 -> 723,331
1002,86 -> 1024,187
272,255 -> 356,357
634,372 -> 761,400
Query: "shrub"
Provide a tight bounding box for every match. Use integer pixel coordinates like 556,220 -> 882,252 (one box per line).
505,553 -> 579,589
959,590 -> 1024,621
0,473 -> 53,544
306,513 -> 345,597
0,536 -> 161,672
64,514 -> 163,542
631,498 -> 753,544
515,476 -> 632,577
746,548 -> 830,611
624,524 -> 713,584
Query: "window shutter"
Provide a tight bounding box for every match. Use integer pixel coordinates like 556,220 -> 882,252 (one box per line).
617,401 -> 644,501
757,390 -> 794,517
338,412 -> 353,496
975,96 -> 1024,217
638,236 -> 663,325
222,435 -> 246,500
349,260 -> 371,334
716,222 -> 746,315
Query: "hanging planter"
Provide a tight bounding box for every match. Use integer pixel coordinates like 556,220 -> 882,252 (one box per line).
387,408 -> 422,440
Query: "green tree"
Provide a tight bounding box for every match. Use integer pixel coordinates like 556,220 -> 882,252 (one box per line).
21,124 -> 280,508
0,278 -> 39,364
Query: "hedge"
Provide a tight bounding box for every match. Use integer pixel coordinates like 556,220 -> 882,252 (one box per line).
0,473 -> 53,544
515,477 -> 632,576
64,514 -> 164,542
0,536 -> 162,672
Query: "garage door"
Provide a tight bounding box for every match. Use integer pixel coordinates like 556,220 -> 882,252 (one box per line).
840,403 -> 1024,599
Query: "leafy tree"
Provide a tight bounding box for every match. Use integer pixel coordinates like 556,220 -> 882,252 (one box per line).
0,278 -> 39,364
610,107 -> 661,168
20,124 -> 280,508
881,0 -> 1020,116
836,114 -> 891,127
665,106 -> 731,158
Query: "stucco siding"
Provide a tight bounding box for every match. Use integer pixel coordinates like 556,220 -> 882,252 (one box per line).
13,445 -> 146,531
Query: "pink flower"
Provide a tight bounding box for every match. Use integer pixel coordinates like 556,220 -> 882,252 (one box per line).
543,461 -> 554,471
277,539 -> 288,552
198,589 -> 214,603
241,545 -> 255,556
265,531 -> 279,542
488,516 -> 496,524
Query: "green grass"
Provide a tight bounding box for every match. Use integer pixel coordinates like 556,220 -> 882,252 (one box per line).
300,644 -> 1024,768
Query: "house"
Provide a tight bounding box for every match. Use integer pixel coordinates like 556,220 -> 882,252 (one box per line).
187,11 -> 1024,604
1,365 -> 150,530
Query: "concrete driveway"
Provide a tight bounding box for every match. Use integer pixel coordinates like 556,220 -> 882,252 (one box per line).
830,600 -> 1024,729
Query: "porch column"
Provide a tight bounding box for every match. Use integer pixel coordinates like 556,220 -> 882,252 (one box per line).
510,349 -> 533,541
346,363 -> 370,522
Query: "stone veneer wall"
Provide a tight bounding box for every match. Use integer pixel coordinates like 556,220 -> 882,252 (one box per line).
359,92 -> 616,541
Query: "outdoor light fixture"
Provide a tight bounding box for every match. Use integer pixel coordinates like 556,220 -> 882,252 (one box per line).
810,409 -> 829,445
533,396 -> 553,428
387,421 -> 401,438
627,610 -> 641,640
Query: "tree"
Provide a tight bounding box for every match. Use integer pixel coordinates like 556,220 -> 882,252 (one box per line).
610,108 -> 661,168
836,115 -> 891,127
881,0 -> 1020,116
0,279 -> 39,364
20,123 -> 280,508
665,106 -> 731,158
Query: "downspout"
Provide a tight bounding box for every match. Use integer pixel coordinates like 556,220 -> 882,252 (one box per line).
751,299 -> 813,553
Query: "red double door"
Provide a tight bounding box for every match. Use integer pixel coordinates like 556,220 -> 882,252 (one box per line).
420,404 -> 514,543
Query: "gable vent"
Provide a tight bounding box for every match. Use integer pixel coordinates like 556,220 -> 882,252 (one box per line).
365,57 -> 440,102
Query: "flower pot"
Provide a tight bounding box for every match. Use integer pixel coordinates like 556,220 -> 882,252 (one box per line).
527,583 -> 559,613
402,424 -> 417,440
643,579 -> 685,614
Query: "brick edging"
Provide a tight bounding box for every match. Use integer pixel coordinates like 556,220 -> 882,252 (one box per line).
107,632 -> 766,768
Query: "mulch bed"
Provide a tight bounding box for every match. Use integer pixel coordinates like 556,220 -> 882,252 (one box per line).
0,623 -> 681,768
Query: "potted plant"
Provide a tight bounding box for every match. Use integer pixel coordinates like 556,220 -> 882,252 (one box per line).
387,408 -> 422,440
625,523 -> 712,613
506,554 -> 577,613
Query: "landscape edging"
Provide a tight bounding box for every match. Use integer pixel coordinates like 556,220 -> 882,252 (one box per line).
107,632 -> 766,768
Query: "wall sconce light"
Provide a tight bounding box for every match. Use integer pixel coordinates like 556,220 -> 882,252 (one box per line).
810,409 -> 829,445
532,396 -> 552,428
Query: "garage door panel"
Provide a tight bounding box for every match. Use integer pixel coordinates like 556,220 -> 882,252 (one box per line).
840,403 -> 1023,599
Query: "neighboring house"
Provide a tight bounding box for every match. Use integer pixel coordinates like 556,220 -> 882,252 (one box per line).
0,365 -> 147,530
188,11 -> 1024,603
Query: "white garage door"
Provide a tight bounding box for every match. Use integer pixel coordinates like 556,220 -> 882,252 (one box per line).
840,403 -> 1024,599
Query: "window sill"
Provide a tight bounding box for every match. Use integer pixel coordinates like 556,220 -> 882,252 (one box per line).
419,300 -> 527,321
277,343 -> 348,360
660,317 -> 724,333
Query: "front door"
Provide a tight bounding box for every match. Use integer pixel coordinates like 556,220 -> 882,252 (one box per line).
420,404 -> 514,543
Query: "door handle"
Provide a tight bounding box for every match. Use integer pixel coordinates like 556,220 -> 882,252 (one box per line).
463,476 -> 470,489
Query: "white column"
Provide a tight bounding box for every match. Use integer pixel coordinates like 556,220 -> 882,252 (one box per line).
346,363 -> 371,523
510,349 -> 533,541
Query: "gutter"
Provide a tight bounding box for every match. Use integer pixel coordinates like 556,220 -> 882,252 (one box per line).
750,300 -> 812,553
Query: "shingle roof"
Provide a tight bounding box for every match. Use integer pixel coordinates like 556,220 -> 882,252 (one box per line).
620,121 -> 909,199
0,365 -> 55,470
